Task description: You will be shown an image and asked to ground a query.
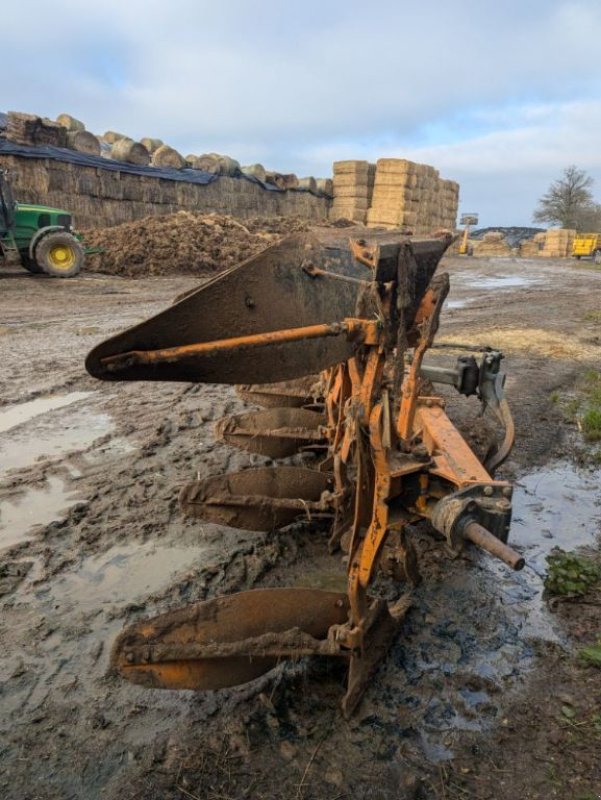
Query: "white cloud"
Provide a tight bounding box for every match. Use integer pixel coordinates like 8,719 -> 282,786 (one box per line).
2,0 -> 601,224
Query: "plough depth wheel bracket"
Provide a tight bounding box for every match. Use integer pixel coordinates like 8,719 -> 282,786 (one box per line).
87,229 -> 522,715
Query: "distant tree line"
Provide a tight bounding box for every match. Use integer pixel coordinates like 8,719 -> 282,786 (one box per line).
533,165 -> 601,230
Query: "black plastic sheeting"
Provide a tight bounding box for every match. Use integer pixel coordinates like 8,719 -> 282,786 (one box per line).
0,138 -> 292,193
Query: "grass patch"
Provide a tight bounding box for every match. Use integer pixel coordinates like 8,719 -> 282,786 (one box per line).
551,369 -> 601,443
582,409 -> 601,442
582,309 -> 601,323
579,641 -> 601,667
580,371 -> 601,441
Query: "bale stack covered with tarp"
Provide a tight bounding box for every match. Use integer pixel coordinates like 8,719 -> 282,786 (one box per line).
329,160 -> 375,223
541,228 -> 576,258
472,231 -> 513,256
366,159 -> 458,233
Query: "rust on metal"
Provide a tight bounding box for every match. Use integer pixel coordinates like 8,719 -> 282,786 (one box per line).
86,229 -> 452,384
111,588 -> 350,690
463,521 -> 524,570
216,407 -> 325,458
236,376 -> 320,408
179,465 -> 334,530
86,227 -> 522,716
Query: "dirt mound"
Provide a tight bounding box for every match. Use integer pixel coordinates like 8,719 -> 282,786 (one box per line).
82,212 -> 313,277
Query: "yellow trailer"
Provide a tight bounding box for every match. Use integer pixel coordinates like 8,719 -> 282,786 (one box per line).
572,233 -> 601,263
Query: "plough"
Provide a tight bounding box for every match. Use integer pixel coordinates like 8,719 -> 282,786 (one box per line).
86,228 -> 522,716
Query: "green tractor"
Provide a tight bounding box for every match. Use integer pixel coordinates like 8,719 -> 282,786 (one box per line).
0,169 -> 84,278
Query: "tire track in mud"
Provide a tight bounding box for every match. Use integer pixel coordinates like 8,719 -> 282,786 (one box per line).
1,260 -> 601,799
0,376 -> 295,800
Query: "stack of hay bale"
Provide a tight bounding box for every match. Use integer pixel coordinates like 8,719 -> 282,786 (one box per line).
438,179 -> 460,231
540,228 -> 575,258
329,160 -> 375,223
471,231 -> 513,256
365,159 -> 458,233
520,232 -> 546,257
6,112 -> 67,148
7,111 -> 103,155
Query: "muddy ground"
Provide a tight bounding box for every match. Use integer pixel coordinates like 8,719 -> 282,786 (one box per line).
1,248 -> 600,800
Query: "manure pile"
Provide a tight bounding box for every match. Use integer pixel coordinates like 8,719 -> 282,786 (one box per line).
83,212 -> 312,277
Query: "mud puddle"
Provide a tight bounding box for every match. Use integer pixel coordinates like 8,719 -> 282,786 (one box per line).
445,299 -> 467,310
0,476 -> 77,550
357,460 -> 601,761
1,541 -> 215,723
512,461 -> 601,568
0,391 -> 92,434
444,274 -> 539,311
461,274 -> 540,291
0,399 -> 112,477
37,540 -> 212,615
486,460 -> 601,643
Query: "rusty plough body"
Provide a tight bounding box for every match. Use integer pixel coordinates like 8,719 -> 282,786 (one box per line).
86,228 -> 522,716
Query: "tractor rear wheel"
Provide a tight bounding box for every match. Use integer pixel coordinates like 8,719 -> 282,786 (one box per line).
34,232 -> 84,277
20,252 -> 44,274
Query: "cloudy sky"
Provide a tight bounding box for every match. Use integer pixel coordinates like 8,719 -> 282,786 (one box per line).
3,0 -> 601,225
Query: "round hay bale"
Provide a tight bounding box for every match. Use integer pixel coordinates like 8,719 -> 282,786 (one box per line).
110,137 -> 150,166
214,154 -> 240,177
189,154 -> 221,173
140,137 -> 164,154
316,178 -> 333,196
280,173 -> 299,190
264,171 -> 300,189
298,177 -> 317,193
57,113 -> 85,132
151,144 -> 186,169
66,130 -> 101,156
241,164 -> 267,182
483,231 -> 504,243
103,130 -> 127,144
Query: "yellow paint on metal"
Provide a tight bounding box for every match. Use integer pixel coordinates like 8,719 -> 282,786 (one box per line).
48,244 -> 76,270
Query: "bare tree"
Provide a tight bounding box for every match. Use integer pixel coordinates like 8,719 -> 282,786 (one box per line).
533,165 -> 595,229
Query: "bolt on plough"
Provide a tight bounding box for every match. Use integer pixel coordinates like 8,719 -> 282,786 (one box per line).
86,228 -> 522,716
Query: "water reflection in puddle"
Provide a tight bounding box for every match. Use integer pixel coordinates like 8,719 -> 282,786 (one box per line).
360,460 -> 601,760
0,404 -> 112,478
0,476 -> 76,550
462,274 -> 540,291
512,462 -> 600,568
40,542 -> 209,614
445,299 -> 467,310
0,392 -> 92,434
